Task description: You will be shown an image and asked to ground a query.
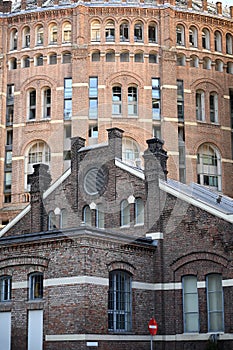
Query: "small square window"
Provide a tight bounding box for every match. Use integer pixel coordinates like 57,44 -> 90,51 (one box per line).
0,276 -> 12,301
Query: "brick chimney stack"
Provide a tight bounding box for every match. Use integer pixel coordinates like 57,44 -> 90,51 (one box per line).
216,2 -> 222,15
28,164 -> 52,232
107,127 -> 124,160
144,138 -> 168,232
202,0 -> 207,11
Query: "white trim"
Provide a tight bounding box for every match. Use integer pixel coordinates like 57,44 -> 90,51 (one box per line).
12,156 -> 24,161
163,117 -> 178,122
221,126 -> 231,131
167,151 -> 179,156
45,333 -> 233,342
72,83 -> 89,87
144,86 -> 152,90
146,232 -> 163,240
159,180 -> 233,223
184,121 -> 197,126
115,159 -> 144,180
184,89 -> 191,93
72,115 -> 88,120
161,85 -> 177,90
222,158 -> 233,164
98,85 -> 106,89
13,123 -> 25,128
50,120 -> 63,124
11,276 -> 233,291
186,155 -> 197,159
43,168 -> 71,199
223,95 -> 230,100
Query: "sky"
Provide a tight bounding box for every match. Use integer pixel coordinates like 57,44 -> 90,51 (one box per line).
221,0 -> 231,6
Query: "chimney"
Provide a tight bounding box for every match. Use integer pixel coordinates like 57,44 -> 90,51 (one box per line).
21,0 -> 26,10
0,0 -> 12,13
216,2 -> 222,15
107,127 -> 124,160
202,0 -> 207,11
230,6 -> 233,18
143,138 -> 168,232
28,164 -> 52,232
187,0 -> 192,9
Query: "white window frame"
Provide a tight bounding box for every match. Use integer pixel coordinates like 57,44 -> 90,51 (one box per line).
83,205 -> 92,226
207,274 -> 224,333
214,31 -> 222,52
120,200 -> 130,227
96,204 -> 104,229
209,92 -> 218,123
182,276 -> 199,333
189,26 -> 198,47
196,90 -> 205,122
135,198 -> 144,225
0,276 -> 11,302
176,24 -> 185,46
112,86 -> 122,115
29,273 -> 43,300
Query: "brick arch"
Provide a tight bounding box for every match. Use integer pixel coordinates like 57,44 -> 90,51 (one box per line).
191,78 -> 222,93
107,261 -> 136,275
106,71 -> 144,88
21,138 -> 50,158
171,251 -> 228,272
192,139 -> 223,158
21,75 -> 56,91
0,256 -> 49,270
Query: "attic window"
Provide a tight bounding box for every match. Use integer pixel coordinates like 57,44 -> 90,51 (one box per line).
84,167 -> 107,195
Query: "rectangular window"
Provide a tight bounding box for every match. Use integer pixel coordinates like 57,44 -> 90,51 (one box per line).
207,274 -> 224,332
0,276 -> 11,302
152,78 -> 160,120
4,172 -> 12,191
210,94 -> 218,123
177,80 -> 184,121
196,92 -> 205,121
29,273 -> 43,300
128,86 -> 137,116
64,78 -> 72,120
153,125 -> 161,139
6,130 -> 13,146
89,77 -> 98,119
6,84 -> 14,125
29,90 -> 36,120
108,271 -> 132,332
182,276 -> 199,333
43,89 -> 51,119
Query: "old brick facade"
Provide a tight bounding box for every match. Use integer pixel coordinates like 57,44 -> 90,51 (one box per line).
0,0 -> 233,226
0,128 -> 233,349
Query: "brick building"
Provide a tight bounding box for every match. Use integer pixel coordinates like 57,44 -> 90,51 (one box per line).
0,128 -> 233,350
0,0 -> 233,225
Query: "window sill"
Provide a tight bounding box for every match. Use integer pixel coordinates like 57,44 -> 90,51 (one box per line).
134,223 -> 144,227
120,225 -> 130,229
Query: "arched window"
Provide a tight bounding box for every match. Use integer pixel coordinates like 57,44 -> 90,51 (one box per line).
105,20 -> 115,42
122,137 -> 140,167
92,50 -> 100,62
190,55 -> 199,68
209,92 -> 218,123
128,86 -> 137,116
49,24 -> 58,44
91,20 -> 101,42
148,22 -> 157,43
0,275 -> 12,302
120,200 -> 130,227
9,57 -> 17,70
112,86 -> 122,115
196,90 -> 205,121
35,54 -> 43,66
203,57 -> 211,70
197,144 -> 221,191
26,141 -> 51,190
22,26 -> 30,48
149,51 -> 158,64
108,270 -> 132,332
62,51 -> 71,64
202,28 -> 210,50
60,209 -> 68,228
214,30 -> 222,52
28,89 -> 36,120
135,198 -> 144,225
176,53 -> 186,66
189,26 -> 198,47
49,53 -> 57,65
120,21 -> 129,42
120,51 -> 129,62
96,204 -> 104,229
83,205 -> 92,226
42,87 -> 51,119
48,211 -> 56,230
134,22 -> 143,42
176,24 -> 185,46
215,59 -> 223,72
36,25 -> 44,45
106,50 -> 115,62
226,33 -> 233,55
134,52 -> 144,63
22,56 -> 30,68
10,29 -> 18,50
29,272 -> 43,300
62,22 -> 71,43
227,62 -> 233,74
